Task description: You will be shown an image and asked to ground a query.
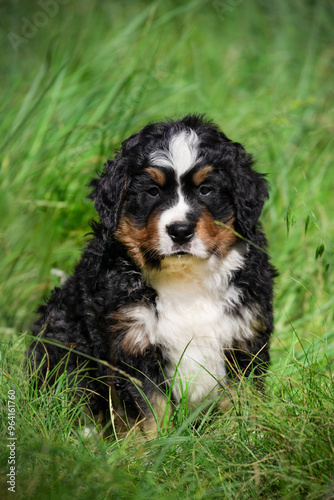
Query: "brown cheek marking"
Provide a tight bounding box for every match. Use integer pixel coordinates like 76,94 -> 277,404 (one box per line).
196,209 -> 237,256
114,211 -> 161,268
192,165 -> 213,186
144,167 -> 166,187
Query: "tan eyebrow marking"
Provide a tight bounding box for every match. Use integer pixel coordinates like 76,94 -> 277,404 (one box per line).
192,165 -> 213,186
144,167 -> 167,187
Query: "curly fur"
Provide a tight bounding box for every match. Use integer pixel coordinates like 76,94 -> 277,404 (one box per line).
30,114 -> 276,434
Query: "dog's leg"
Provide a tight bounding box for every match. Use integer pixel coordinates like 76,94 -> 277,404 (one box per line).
140,390 -> 173,438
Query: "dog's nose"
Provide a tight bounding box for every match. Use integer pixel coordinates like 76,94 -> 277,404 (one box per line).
167,221 -> 195,245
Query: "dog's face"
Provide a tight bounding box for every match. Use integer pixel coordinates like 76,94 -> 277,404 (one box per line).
89,115 -> 269,269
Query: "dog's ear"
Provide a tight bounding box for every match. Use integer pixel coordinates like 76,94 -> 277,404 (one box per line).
88,132 -> 143,232
229,143 -> 269,240
88,156 -> 127,232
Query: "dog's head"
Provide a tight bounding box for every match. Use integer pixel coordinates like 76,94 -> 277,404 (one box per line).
89,115 -> 269,268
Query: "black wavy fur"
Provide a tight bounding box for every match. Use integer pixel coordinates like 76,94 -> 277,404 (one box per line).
30,114 -> 276,430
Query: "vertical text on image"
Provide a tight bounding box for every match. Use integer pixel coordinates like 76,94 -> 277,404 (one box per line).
7,389 -> 17,493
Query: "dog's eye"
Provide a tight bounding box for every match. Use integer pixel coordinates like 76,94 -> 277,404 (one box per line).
147,186 -> 160,198
199,185 -> 212,196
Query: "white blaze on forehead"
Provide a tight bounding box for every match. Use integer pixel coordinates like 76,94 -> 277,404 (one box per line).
150,129 -> 204,256
150,129 -> 199,177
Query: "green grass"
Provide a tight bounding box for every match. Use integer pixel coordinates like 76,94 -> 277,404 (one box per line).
0,0 -> 333,498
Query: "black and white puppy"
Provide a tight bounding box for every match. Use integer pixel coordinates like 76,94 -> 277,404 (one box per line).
30,114 -> 276,434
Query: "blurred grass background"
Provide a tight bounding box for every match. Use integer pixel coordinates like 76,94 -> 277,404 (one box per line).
0,0 -> 333,498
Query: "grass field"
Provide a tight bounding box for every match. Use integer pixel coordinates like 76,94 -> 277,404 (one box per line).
0,0 -> 333,498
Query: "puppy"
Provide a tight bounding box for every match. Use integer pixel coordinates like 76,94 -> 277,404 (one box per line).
30,114 -> 276,434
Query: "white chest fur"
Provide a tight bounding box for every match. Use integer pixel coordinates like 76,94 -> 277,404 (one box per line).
143,248 -> 256,405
